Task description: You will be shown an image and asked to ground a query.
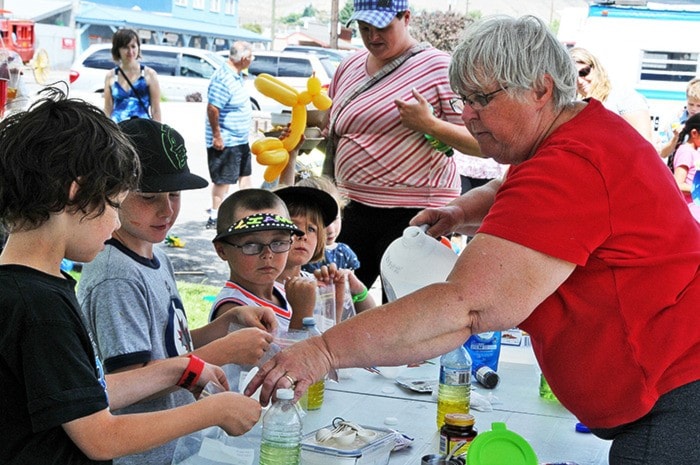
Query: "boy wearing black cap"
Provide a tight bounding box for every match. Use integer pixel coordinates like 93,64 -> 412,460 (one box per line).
78,119 -> 276,465
0,92 -> 261,464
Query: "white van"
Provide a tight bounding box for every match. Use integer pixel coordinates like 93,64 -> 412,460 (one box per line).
69,44 -> 226,103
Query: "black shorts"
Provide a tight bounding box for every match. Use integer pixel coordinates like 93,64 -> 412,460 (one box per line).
207,143 -> 252,184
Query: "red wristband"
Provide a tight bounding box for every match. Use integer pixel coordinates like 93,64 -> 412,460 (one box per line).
177,354 -> 205,389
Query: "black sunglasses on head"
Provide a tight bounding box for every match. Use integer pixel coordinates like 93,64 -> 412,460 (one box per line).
578,66 -> 593,78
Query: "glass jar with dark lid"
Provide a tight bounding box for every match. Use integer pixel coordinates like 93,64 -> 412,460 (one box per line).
439,413 -> 478,458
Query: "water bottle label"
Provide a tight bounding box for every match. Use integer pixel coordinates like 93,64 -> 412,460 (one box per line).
440,367 -> 470,385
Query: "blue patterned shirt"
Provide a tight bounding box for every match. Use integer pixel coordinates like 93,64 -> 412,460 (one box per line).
205,63 -> 252,147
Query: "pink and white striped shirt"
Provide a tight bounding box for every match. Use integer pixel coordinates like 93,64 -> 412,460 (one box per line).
329,47 -> 462,208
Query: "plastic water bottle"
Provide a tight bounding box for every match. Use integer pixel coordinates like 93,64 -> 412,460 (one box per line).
259,388 -> 302,465
300,317 -> 325,410
437,345 -> 472,430
380,225 -> 458,302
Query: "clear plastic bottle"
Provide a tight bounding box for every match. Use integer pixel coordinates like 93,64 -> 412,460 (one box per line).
259,388 -> 302,465
436,345 -> 472,430
300,317 -> 324,410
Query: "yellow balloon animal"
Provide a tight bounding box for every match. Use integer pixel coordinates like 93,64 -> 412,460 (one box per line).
252,73 -> 332,182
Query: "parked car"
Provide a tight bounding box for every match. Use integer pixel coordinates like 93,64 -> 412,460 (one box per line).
282,45 -> 353,69
69,43 -> 227,103
218,49 -> 334,113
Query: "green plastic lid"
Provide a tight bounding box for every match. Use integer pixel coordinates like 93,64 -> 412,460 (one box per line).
466,422 -> 538,465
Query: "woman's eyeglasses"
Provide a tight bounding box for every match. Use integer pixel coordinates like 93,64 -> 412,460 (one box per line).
224,239 -> 293,255
450,87 -> 507,112
578,66 -> 592,78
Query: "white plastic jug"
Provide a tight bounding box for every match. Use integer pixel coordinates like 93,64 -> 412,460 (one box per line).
380,225 -> 458,302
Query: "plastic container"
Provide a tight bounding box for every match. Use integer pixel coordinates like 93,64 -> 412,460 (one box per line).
466,422 -> 538,465
300,317 -> 325,411
259,388 -> 302,465
464,331 -> 502,372
437,345 -> 472,430
380,225 -> 458,302
301,424 -> 394,465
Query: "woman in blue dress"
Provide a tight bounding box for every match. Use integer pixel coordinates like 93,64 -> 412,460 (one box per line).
104,28 -> 162,123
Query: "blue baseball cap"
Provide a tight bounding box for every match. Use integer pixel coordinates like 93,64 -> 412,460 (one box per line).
346,0 -> 409,29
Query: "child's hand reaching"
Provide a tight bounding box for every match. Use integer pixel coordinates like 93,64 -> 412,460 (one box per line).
228,305 -> 278,333
313,262 -> 346,285
194,327 -> 274,367
199,391 -> 262,436
189,361 -> 231,398
285,275 -> 317,328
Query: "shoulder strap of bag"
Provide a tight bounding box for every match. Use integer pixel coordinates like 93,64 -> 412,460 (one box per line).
328,42 -> 430,135
323,42 -> 431,177
117,65 -> 151,116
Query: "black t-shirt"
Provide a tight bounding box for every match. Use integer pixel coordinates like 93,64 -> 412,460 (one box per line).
0,265 -> 109,464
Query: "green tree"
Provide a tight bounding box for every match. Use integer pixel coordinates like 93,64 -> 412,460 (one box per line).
339,0 -> 354,24
242,23 -> 262,34
411,10 -> 473,53
302,4 -> 318,18
281,12 -> 303,25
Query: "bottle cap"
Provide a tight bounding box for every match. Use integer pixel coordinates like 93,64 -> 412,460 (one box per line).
476,366 -> 500,389
575,422 -> 591,433
302,317 -> 316,326
466,422 -> 538,465
276,388 -> 294,400
444,413 -> 475,427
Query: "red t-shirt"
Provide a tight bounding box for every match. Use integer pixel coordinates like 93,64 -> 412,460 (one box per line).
479,99 -> 700,428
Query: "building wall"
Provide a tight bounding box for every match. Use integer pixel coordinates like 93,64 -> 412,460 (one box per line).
172,0 -> 239,26
90,0 -> 171,13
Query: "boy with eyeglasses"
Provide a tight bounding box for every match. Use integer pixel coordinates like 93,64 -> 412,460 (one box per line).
209,188 -> 311,332
77,119 -> 276,465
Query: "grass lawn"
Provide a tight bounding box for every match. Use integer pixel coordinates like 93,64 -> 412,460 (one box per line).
177,281 -> 220,329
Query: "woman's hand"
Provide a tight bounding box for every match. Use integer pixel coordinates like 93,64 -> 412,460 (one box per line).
410,204 -> 465,238
395,88 -> 436,133
244,337 -> 333,405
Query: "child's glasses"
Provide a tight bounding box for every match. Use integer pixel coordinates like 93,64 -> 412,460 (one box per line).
224,239 -> 293,255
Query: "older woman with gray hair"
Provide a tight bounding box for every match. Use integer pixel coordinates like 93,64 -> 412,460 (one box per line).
246,15 -> 700,464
